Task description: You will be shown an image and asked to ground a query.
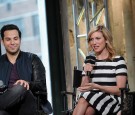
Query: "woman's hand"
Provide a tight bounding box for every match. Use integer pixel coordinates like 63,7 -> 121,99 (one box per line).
83,63 -> 94,74
78,83 -> 98,92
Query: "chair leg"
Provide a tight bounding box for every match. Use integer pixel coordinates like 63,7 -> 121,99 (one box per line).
36,111 -> 48,115
36,95 -> 47,115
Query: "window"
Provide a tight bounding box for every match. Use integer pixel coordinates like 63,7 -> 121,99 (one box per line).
0,18 -> 25,37
32,15 -> 39,36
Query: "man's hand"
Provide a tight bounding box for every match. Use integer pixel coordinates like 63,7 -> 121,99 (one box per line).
14,80 -> 29,90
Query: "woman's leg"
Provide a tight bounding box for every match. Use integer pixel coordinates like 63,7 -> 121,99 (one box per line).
73,98 -> 90,115
117,111 -> 121,115
85,106 -> 95,115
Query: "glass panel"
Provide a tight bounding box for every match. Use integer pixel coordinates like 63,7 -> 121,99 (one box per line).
0,0 -> 26,4
0,0 -> 41,56
0,19 -> 24,36
32,14 -> 40,36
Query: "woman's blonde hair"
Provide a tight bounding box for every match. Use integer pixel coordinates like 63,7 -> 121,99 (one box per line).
87,25 -> 115,59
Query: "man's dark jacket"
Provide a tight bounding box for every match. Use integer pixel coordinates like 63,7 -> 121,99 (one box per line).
0,51 -> 53,114
0,51 -> 47,98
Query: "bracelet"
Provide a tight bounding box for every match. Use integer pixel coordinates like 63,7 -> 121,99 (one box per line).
82,71 -> 91,77
86,71 -> 91,76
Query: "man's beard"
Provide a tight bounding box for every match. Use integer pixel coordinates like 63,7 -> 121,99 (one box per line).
6,48 -> 20,55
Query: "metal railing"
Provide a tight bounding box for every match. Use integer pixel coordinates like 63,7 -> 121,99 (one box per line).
72,0 -> 109,69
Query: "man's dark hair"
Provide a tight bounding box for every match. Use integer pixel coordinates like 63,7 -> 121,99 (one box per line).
0,24 -> 21,40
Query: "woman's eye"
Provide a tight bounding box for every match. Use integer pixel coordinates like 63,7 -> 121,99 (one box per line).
96,37 -> 101,39
89,38 -> 93,41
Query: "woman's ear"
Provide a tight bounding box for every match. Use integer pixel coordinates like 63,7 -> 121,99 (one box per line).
106,40 -> 108,44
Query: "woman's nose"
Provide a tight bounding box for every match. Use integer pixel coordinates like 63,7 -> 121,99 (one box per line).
92,38 -> 96,44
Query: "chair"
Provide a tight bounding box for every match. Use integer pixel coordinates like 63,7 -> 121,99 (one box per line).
61,66 -> 82,115
35,91 -> 53,115
31,80 -> 53,115
120,88 -> 135,115
10,90 -> 52,115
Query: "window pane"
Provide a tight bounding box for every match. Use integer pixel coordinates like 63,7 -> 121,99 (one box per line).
0,0 -> 41,55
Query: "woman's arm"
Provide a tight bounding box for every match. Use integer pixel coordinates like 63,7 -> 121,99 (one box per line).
78,75 -> 127,96
95,75 -> 127,96
80,63 -> 94,86
80,76 -> 90,86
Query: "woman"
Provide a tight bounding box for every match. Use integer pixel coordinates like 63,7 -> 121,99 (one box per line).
73,25 -> 127,115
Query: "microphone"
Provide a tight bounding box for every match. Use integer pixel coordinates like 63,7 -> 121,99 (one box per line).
0,80 -> 7,94
0,80 -> 4,86
84,51 -> 96,65
84,51 -> 96,76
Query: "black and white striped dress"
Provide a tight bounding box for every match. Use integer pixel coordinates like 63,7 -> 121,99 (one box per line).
78,56 -> 127,115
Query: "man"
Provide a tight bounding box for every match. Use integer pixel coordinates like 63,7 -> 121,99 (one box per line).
0,24 -> 50,115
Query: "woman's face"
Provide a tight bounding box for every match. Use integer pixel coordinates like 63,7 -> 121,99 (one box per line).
89,31 -> 107,54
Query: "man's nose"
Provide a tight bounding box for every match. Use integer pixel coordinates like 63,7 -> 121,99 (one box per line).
10,39 -> 15,44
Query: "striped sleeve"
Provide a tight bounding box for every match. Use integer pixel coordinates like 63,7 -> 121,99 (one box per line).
115,56 -> 127,76
82,55 -> 96,76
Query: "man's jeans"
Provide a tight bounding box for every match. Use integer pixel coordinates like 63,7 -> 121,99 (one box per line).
0,84 -> 37,115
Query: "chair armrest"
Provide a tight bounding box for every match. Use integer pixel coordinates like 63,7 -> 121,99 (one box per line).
35,91 -> 47,96
119,88 -> 130,92
61,91 -> 76,96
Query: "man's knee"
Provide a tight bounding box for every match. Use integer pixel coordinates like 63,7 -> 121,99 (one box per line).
0,84 -> 28,109
0,110 -> 10,115
9,84 -> 27,95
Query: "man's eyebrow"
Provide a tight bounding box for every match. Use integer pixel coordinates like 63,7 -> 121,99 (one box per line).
4,37 -> 11,39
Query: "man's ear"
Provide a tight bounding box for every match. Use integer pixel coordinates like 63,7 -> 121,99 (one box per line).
1,39 -> 4,46
1,39 -> 3,44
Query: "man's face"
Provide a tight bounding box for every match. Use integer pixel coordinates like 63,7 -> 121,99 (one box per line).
2,30 -> 21,55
